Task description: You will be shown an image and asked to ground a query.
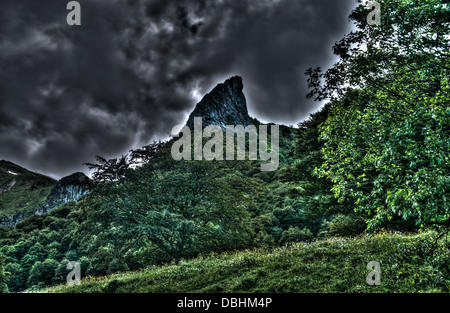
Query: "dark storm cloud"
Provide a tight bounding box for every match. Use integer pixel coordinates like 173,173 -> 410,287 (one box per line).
0,0 -> 356,178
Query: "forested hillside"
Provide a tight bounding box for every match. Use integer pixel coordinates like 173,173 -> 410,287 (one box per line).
0,0 -> 448,293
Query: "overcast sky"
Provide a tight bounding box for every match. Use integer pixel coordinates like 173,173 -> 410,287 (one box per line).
0,0 -> 357,179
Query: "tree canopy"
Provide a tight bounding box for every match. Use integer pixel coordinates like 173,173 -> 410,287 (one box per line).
306,0 -> 449,229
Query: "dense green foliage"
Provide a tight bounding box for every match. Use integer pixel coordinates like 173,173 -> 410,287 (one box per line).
306,0 -> 449,230
0,253 -> 9,292
281,104 -> 367,237
0,202 -> 84,291
0,0 -> 448,293
0,128 -> 305,292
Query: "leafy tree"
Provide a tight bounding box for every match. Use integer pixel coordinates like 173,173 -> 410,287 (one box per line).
281,104 -> 360,237
4,262 -> 19,291
27,259 -> 58,289
19,253 -> 38,289
54,258 -> 70,285
79,145 -> 264,270
327,214 -> 367,237
84,155 -> 130,182
306,0 -> 450,231
27,242 -> 47,262
282,105 -> 354,216
279,226 -> 313,245
0,253 -> 9,293
129,140 -> 168,165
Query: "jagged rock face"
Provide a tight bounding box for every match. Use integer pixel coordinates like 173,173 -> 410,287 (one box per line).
36,172 -> 91,215
0,215 -> 23,227
186,76 -> 255,130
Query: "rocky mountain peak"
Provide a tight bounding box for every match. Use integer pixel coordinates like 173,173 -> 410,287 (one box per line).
35,172 -> 91,215
58,172 -> 90,186
186,76 -> 255,130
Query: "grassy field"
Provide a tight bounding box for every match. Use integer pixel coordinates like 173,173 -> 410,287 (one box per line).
40,230 -> 449,293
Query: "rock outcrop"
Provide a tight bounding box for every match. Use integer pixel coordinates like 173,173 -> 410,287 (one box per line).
186,76 -> 256,130
35,172 -> 91,215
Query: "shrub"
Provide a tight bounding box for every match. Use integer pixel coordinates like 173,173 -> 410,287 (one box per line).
327,214 -> 366,237
279,226 -> 313,244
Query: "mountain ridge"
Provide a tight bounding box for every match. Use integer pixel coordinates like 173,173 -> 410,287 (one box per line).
35,172 -> 91,215
0,161 -> 90,226
186,76 -> 257,130
0,76 -> 286,227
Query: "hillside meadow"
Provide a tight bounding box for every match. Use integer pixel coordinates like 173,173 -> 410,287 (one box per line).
39,231 -> 449,293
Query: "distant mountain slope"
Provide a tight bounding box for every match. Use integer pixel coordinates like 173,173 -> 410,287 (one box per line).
36,172 -> 91,215
0,160 -> 56,225
0,160 -> 91,225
